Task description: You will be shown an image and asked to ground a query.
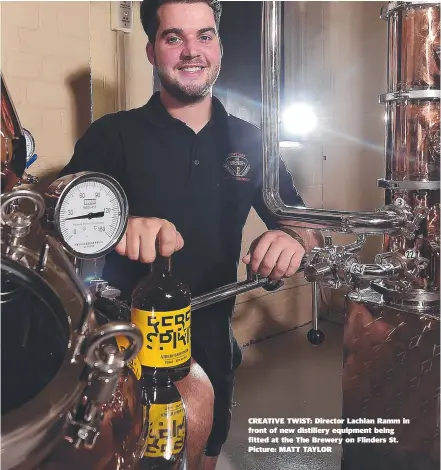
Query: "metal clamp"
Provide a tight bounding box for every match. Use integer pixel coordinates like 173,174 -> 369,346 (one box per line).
377,178 -> 440,191
381,1 -> 440,20
379,90 -> 440,102
403,205 -> 430,240
67,323 -> 143,449
1,190 -> 45,240
382,203 -> 428,240
1,190 -> 45,252
82,322 -> 143,371
1,189 -> 44,222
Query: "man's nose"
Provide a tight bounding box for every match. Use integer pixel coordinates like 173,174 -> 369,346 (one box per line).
181,39 -> 201,59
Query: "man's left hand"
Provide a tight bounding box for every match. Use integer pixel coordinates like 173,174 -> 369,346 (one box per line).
242,230 -> 305,280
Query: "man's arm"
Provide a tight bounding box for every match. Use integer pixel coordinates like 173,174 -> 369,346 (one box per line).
245,156 -> 323,279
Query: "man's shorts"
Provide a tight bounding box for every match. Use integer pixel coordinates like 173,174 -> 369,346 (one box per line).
191,300 -> 243,457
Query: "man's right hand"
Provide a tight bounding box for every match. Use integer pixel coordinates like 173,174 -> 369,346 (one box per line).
115,217 -> 184,263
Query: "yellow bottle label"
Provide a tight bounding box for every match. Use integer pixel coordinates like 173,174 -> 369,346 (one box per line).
145,401 -> 186,458
115,335 -> 142,380
132,306 -> 191,368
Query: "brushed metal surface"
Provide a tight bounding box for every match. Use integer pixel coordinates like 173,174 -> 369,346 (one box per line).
342,299 -> 440,470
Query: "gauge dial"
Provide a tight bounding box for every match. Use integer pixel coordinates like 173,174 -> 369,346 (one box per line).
22,128 -> 35,160
50,173 -> 128,258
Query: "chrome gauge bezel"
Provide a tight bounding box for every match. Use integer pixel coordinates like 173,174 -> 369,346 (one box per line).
22,128 -> 35,161
51,172 -> 128,259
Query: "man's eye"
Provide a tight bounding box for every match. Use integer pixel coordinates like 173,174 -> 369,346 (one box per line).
200,35 -> 213,42
166,36 -> 181,44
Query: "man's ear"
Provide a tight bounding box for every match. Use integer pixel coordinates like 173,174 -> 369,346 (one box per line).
219,38 -> 223,58
146,42 -> 155,66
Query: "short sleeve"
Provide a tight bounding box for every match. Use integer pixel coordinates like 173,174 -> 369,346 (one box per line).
59,115 -> 124,182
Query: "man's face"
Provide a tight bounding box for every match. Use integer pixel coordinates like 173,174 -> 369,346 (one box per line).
147,2 -> 222,102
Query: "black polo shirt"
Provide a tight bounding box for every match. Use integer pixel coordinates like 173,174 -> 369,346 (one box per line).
60,92 -> 304,316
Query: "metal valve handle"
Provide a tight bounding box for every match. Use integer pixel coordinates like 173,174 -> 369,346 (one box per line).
82,322 -> 143,373
307,281 -> 325,345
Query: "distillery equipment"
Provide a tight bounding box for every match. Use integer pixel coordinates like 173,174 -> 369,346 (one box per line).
1,77 -> 147,470
260,1 -> 440,469
1,1 -> 439,469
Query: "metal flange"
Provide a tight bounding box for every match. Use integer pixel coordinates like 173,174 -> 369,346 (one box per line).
377,178 -> 440,191
379,90 -> 440,102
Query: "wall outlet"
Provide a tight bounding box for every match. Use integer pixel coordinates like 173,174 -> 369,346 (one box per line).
111,1 -> 133,33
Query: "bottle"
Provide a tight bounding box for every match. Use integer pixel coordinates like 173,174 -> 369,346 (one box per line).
131,254 -> 191,382
139,375 -> 187,469
131,253 -> 191,469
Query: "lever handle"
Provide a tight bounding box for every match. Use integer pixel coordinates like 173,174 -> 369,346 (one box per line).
307,282 -> 325,345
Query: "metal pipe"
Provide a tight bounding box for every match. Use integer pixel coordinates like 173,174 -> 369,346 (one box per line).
312,282 -> 319,330
192,258 -> 308,311
261,1 -> 408,235
345,235 -> 368,253
191,277 -> 270,311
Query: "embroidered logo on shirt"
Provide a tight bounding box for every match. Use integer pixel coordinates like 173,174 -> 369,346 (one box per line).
223,153 -> 250,181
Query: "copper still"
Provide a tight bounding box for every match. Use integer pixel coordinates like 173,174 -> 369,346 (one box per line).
342,2 -> 440,469
1,1 -> 439,469
1,75 -> 26,191
0,76 -> 146,470
260,1 -> 439,469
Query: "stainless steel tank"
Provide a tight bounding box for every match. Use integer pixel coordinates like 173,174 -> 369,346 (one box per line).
1,76 -> 146,469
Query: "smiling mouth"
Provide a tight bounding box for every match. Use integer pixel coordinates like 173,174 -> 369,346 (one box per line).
178,66 -> 205,72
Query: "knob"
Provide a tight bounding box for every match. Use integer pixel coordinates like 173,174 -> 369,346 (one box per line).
307,328 -> 325,345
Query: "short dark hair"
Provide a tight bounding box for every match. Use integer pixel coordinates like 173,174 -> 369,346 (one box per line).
140,0 -> 222,44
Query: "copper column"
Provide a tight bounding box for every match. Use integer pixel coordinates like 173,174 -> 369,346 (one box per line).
342,3 -> 440,469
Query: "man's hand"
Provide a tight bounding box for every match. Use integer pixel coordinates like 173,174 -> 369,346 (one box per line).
115,217 -> 184,263
242,230 -> 305,280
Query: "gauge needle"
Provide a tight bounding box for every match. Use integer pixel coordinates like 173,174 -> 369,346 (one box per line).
65,211 -> 105,221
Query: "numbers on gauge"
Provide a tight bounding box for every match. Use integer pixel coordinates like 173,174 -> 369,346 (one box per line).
58,179 -> 124,256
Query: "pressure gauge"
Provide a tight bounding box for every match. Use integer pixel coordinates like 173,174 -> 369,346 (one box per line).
44,172 -> 128,258
22,128 -> 35,161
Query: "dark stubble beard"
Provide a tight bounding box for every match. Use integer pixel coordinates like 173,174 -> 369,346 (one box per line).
156,60 -> 221,104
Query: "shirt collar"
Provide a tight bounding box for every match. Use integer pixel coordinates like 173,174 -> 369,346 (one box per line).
141,91 -> 229,129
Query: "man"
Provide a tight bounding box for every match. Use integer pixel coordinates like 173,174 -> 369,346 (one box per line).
60,1 -> 320,468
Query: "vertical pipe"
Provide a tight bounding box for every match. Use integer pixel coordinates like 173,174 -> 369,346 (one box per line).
312,281 -> 318,330
260,2 -> 407,234
261,0 -> 281,204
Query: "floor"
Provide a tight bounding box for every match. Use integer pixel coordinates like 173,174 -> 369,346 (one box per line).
218,320 -> 344,470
